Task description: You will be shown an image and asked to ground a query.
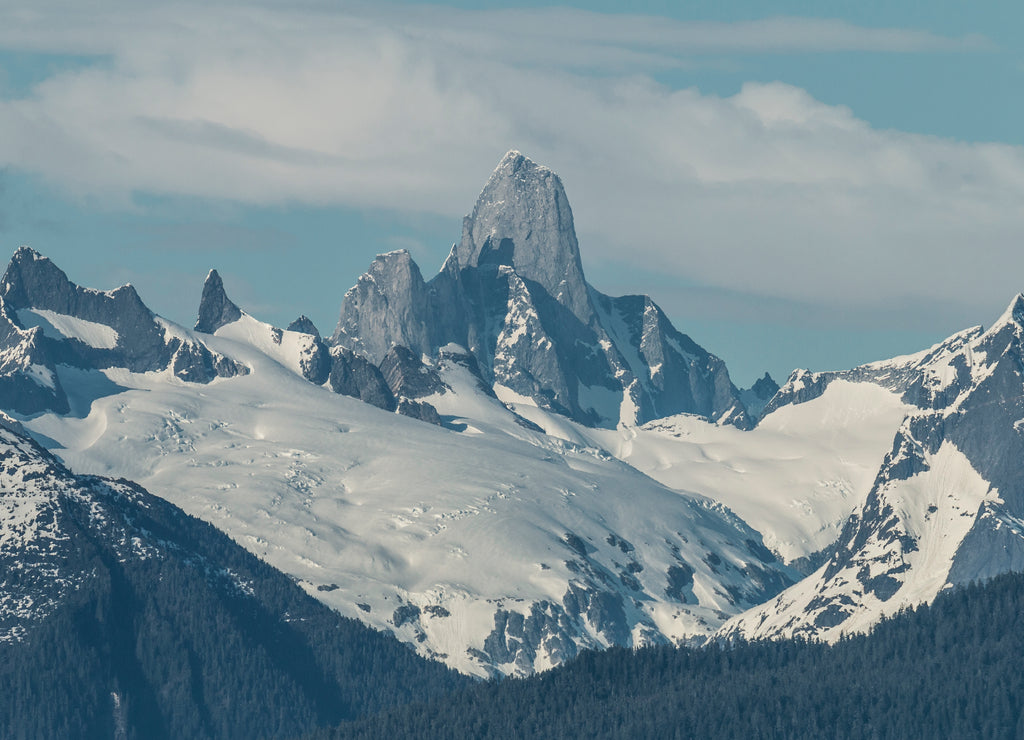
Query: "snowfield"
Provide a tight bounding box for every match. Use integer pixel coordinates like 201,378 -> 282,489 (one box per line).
500,380 -> 910,565
21,322 -> 796,676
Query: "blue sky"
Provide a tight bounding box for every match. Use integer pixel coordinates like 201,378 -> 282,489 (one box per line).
1,1 -> 1022,386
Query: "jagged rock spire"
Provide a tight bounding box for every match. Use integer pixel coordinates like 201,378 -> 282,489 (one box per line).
195,269 -> 242,334
456,151 -> 593,323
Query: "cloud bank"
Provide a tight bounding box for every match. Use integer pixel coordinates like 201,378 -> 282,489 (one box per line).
0,1 -> 1018,334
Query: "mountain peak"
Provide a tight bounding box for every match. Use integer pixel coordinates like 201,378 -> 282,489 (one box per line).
287,315 -> 320,337
332,250 -> 432,362
751,372 -> 780,399
493,150 -> 551,179
374,249 -> 414,265
195,268 -> 242,333
11,245 -> 44,264
456,151 -> 592,322
2,247 -> 78,311
990,292 -> 1024,332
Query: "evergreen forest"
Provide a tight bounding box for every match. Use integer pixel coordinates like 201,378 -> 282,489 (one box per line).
317,572 -> 1024,740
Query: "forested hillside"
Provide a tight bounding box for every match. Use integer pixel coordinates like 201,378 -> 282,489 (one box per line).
319,572 -> 1024,740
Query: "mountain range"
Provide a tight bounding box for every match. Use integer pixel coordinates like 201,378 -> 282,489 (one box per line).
1,150 -> 1023,692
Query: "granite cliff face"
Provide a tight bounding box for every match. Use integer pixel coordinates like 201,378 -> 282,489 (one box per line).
333,151 -> 750,429
456,151 -> 592,324
332,250 -> 433,362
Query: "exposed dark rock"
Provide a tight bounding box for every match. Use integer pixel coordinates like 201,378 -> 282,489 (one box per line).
665,563 -> 695,603
327,347 -> 396,411
745,538 -> 778,564
751,372 -> 780,400
562,532 -> 590,558
194,269 -> 242,334
606,534 -> 635,554
297,336 -> 333,386
396,398 -> 442,426
619,572 -> 642,591
740,372 -> 781,419
392,604 -> 422,629
287,315 -> 321,337
380,345 -> 445,399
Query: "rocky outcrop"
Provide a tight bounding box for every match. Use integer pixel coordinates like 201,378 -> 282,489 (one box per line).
287,315 -> 321,337
396,397 -> 442,426
332,250 -> 433,363
379,346 -> 445,400
328,346 -> 396,411
739,372 -> 780,419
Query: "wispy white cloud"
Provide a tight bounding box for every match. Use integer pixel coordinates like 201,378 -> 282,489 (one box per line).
0,1 -> 1016,335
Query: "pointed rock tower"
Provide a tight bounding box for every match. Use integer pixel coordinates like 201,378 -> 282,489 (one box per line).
332,151 -> 751,429
195,269 -> 243,334
456,151 -> 594,324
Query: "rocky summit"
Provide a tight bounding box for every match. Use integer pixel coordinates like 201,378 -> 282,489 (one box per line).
334,151 -> 751,429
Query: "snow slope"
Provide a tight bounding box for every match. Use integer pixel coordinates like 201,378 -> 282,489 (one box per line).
15,308 -> 119,349
721,439 -> 996,641
214,312 -> 326,382
21,325 -> 795,677
497,380 -> 911,565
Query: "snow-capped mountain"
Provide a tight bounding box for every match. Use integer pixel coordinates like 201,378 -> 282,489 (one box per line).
334,151 -> 751,429
5,148 -> 1024,682
0,248 -> 796,677
721,294 -> 1024,641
